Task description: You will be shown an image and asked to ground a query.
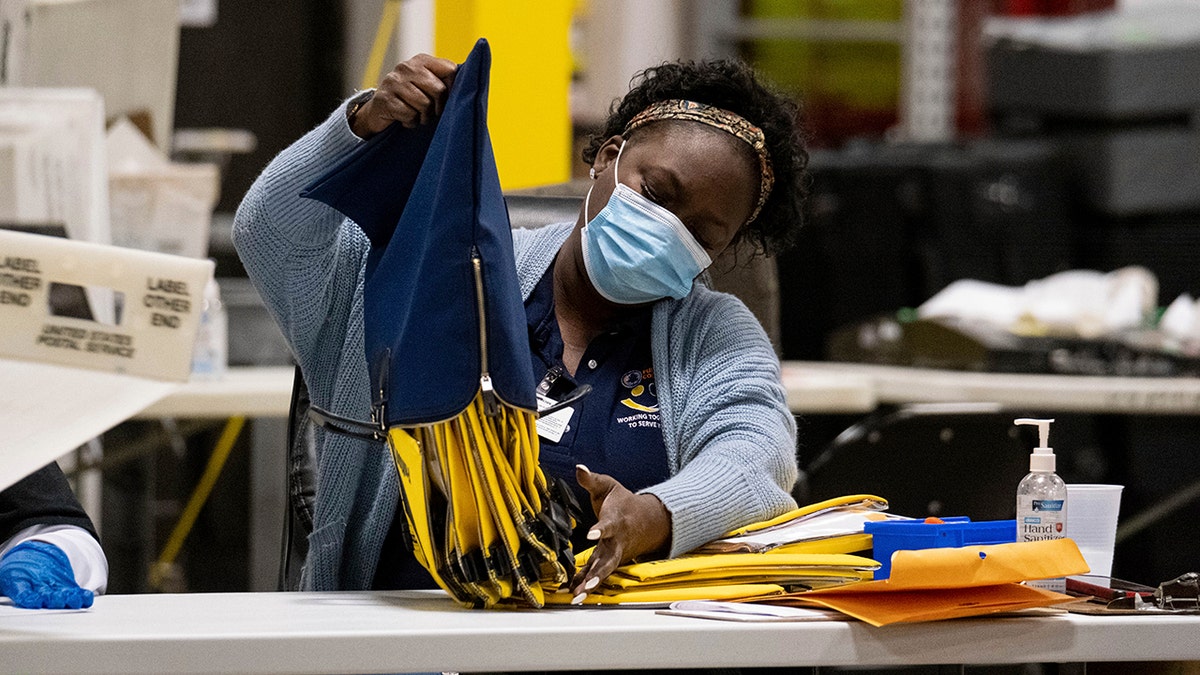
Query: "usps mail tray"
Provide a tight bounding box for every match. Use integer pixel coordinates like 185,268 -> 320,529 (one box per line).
866,518 -> 1016,579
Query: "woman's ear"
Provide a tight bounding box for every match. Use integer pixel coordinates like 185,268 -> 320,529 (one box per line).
590,135 -> 624,180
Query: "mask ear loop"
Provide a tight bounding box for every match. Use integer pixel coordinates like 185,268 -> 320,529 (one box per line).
584,140 -> 627,225
583,181 -> 593,224
612,140 -> 626,188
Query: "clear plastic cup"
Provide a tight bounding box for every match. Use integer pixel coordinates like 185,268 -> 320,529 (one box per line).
1066,484 -> 1123,578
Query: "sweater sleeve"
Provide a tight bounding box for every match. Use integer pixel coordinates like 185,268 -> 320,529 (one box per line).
644,290 -> 798,557
231,97 -> 372,389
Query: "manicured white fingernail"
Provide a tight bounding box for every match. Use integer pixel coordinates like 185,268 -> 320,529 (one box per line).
587,528 -> 602,541
572,592 -> 587,605
584,577 -> 600,590
576,464 -> 590,473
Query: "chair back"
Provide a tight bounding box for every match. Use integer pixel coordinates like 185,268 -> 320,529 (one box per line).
798,403 -> 1028,521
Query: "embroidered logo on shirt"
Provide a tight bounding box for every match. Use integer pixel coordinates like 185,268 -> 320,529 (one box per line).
618,367 -> 659,415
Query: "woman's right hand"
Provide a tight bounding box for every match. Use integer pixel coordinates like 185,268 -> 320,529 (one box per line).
350,54 -> 458,138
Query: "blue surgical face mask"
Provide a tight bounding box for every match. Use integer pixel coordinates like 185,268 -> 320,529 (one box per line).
581,142 -> 712,305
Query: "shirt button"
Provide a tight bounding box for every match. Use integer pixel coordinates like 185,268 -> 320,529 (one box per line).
587,359 -> 598,369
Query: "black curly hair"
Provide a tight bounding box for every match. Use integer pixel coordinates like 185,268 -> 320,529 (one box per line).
582,59 -> 808,257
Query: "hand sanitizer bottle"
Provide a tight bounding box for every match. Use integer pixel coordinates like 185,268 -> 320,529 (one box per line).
1015,417 -> 1067,592
191,278 -> 227,380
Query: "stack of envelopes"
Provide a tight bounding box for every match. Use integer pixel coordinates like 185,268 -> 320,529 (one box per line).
744,537 -> 1090,625
547,495 -> 893,605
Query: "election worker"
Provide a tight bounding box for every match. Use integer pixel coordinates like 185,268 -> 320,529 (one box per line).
233,52 -> 808,601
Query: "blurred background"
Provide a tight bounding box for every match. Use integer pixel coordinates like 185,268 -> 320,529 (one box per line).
3,0 -> 1199,597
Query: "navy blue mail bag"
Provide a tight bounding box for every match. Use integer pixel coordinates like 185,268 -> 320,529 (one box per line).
300,37 -> 536,425
297,38 -> 575,608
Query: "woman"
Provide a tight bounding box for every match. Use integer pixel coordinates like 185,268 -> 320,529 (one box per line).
234,52 -> 808,601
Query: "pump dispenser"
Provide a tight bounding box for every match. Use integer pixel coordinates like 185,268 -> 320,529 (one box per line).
1020,418 -> 1057,472
1015,417 -> 1067,592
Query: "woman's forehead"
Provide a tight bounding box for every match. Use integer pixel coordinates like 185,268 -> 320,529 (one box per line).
627,122 -> 751,169
627,119 -> 749,153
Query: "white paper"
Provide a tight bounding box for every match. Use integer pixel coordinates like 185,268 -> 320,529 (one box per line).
918,267 -> 1158,338
535,392 -> 572,443
660,600 -> 846,622
0,229 -> 212,490
0,361 -> 178,491
713,510 -> 906,552
1160,293 -> 1200,343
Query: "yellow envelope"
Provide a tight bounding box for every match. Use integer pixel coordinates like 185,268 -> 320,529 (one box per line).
797,583 -> 1068,626
616,553 -> 878,582
604,568 -> 870,590
762,539 -> 1089,626
721,494 -> 889,536
879,538 -> 1089,590
760,534 -> 873,556
545,583 -> 787,606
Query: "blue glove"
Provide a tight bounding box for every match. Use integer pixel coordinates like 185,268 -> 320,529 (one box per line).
0,540 -> 94,609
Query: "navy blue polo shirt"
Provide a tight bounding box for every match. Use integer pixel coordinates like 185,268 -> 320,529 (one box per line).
524,264 -> 670,551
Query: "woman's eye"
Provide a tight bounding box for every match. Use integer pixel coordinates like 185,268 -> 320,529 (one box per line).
641,182 -> 665,206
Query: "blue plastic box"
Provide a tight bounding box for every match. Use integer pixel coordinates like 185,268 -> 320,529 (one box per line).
865,518 -> 1016,579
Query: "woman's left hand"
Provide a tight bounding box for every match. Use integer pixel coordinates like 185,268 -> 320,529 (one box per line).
570,465 -> 671,602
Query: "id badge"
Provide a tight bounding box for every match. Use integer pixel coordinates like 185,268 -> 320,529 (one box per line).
536,392 -> 574,443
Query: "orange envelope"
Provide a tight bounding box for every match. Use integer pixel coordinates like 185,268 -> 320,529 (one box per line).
786,538 -> 1089,626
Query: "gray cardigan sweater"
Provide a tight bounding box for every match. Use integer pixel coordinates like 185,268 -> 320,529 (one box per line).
232,98 -> 798,591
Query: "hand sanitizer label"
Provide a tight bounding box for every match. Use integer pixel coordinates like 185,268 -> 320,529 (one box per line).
1018,496 -> 1066,542
1033,499 -> 1064,513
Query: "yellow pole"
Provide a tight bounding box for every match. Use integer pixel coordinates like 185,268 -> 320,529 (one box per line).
433,0 -> 574,190
150,416 -> 246,590
362,0 -> 405,90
